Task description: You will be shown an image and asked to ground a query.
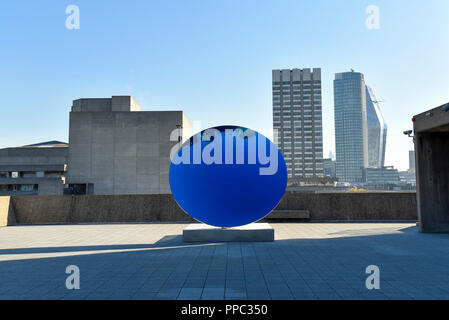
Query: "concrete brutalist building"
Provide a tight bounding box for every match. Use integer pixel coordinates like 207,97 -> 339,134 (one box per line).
67,96 -> 192,195
0,141 -> 68,195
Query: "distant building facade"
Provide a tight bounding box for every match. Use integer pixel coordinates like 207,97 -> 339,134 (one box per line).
366,85 -> 387,168
409,150 -> 415,171
272,68 -> 323,179
323,158 -> 336,177
334,71 -> 368,182
399,170 -> 416,187
67,96 -> 192,195
0,141 -> 67,195
365,166 -> 399,185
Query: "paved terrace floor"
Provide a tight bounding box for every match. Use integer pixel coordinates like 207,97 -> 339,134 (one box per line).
1,223 -> 449,300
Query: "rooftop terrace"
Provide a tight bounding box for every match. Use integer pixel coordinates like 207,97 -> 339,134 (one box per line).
1,222 -> 448,300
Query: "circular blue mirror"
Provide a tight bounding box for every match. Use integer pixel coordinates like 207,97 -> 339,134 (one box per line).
169,125 -> 287,227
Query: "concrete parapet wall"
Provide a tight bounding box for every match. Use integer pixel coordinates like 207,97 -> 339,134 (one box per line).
275,191 -> 417,221
11,194 -> 194,224
0,196 -> 16,226
8,191 -> 417,225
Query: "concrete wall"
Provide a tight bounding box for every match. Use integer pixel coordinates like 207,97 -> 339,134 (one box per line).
38,179 -> 65,195
71,98 -> 112,112
274,191 -> 416,221
0,196 -> 16,226
413,103 -> 449,233
0,146 -> 67,167
7,191 -> 417,225
11,194 -> 193,224
415,132 -> 449,232
67,110 -> 192,195
72,96 -> 141,113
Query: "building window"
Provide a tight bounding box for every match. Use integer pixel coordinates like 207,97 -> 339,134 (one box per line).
20,185 -> 35,192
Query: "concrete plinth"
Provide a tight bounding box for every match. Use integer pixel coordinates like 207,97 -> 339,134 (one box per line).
183,223 -> 274,242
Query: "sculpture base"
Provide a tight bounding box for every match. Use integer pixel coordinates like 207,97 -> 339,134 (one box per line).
183,223 -> 274,242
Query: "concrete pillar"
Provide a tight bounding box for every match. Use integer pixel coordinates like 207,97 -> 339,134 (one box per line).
415,132 -> 449,232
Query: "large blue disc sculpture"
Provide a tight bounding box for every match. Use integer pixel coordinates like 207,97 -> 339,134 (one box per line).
169,125 -> 287,227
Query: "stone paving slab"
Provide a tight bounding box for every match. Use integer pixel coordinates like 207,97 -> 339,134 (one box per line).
1,222 -> 449,300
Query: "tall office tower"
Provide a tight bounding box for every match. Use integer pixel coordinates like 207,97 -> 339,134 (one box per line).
334,70 -> 368,183
366,85 -> 387,168
272,68 -> 323,179
409,150 -> 415,171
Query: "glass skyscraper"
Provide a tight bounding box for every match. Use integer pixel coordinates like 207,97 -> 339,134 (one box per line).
272,68 -> 323,179
334,71 -> 368,183
366,85 -> 387,168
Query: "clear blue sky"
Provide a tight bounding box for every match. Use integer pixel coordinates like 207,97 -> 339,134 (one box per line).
1,0 -> 448,171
